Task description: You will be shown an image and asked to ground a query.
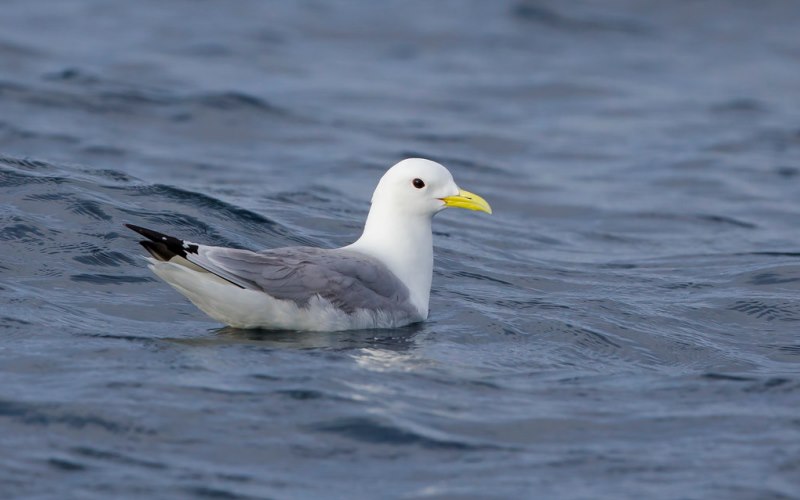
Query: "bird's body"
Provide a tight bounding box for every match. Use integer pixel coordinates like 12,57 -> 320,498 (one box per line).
127,158 -> 491,331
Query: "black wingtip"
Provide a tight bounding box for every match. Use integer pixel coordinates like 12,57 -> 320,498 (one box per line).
124,223 -> 198,259
125,223 -> 245,289
125,223 -> 164,241
139,240 -> 175,261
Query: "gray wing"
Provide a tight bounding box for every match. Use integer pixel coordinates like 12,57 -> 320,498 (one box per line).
190,246 -> 414,314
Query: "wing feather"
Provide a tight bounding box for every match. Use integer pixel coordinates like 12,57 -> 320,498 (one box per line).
125,224 -> 414,316
189,246 -> 413,314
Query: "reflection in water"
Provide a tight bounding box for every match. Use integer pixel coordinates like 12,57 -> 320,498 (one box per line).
209,323 -> 424,351
352,347 -> 433,373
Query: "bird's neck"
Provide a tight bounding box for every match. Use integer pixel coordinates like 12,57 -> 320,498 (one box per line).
346,204 -> 433,318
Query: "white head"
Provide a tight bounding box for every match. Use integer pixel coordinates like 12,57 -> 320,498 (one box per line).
348,158 -> 491,320
370,158 -> 492,217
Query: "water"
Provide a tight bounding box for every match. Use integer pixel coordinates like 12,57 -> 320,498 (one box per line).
1,0 -> 799,498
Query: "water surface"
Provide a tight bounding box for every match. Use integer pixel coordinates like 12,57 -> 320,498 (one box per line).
1,1 -> 799,498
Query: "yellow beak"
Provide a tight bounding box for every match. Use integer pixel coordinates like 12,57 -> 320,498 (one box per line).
441,188 -> 492,214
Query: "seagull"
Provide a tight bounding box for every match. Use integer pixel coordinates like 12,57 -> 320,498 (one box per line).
126,158 -> 492,331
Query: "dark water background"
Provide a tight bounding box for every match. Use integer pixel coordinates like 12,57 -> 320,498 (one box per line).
1,1 -> 799,498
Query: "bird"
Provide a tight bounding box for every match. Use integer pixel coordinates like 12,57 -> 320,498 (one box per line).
126,158 -> 492,331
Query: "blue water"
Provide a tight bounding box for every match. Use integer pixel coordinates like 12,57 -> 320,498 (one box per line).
1,1 -> 799,498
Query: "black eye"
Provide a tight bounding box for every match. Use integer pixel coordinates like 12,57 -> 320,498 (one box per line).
412,178 -> 425,189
